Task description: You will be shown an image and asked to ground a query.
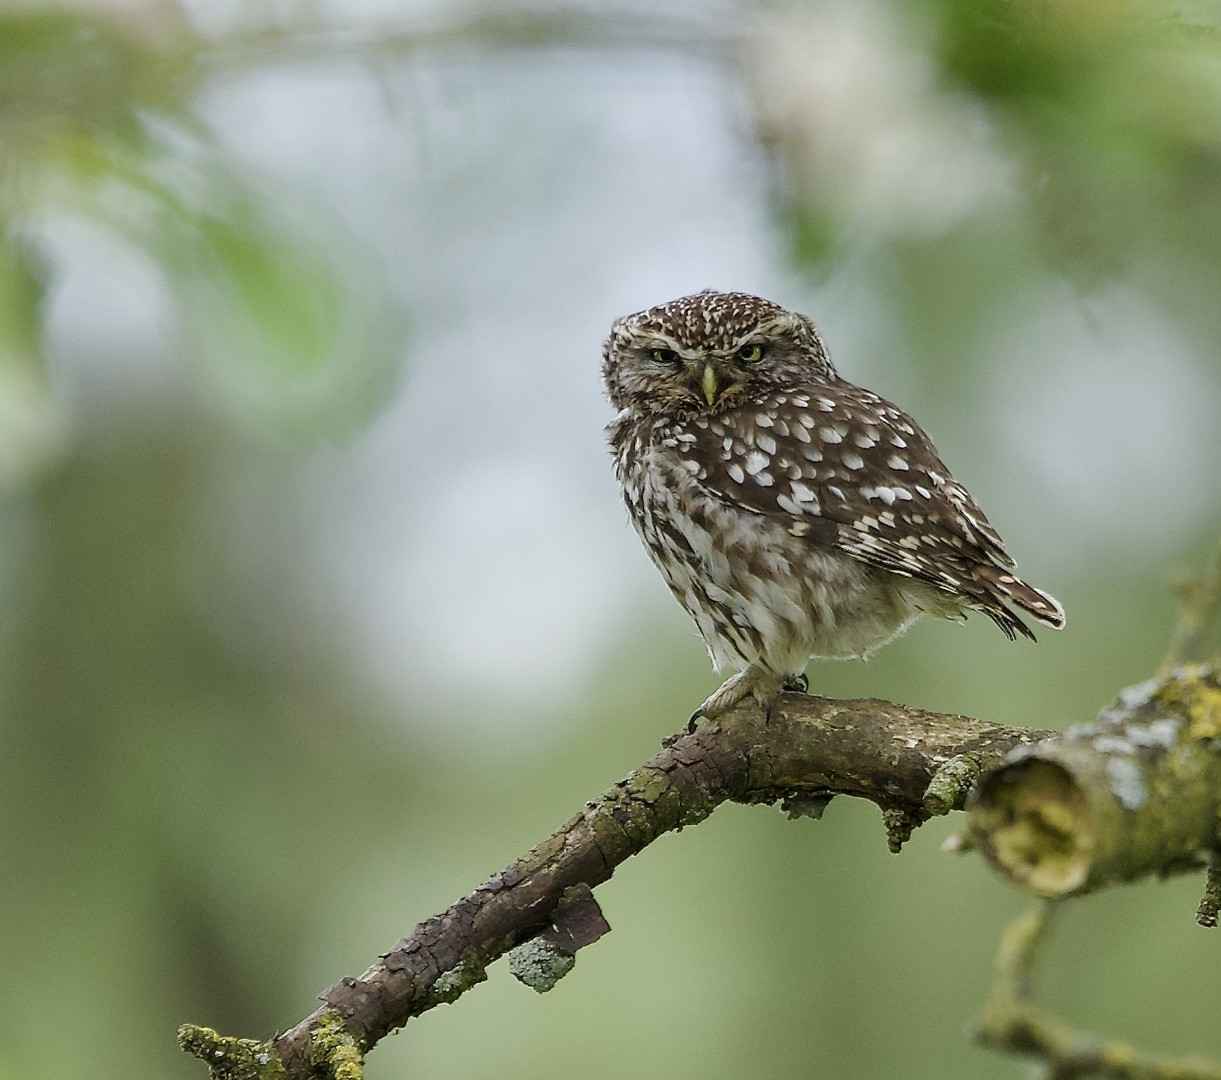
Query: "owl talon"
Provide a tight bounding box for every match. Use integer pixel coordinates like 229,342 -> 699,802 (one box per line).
782,673 -> 809,694
686,708 -> 705,734
693,670 -> 752,722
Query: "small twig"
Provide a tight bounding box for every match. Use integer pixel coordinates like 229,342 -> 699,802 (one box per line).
1196,858 -> 1221,929
203,8 -> 736,76
973,903 -> 1221,1080
924,753 -> 983,815
178,1025 -> 291,1080
1159,539 -> 1221,676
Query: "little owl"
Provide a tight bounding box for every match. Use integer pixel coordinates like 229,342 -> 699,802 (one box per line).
603,291 -> 1064,721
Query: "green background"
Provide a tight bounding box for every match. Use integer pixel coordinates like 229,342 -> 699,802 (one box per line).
1,1 -> 1220,1078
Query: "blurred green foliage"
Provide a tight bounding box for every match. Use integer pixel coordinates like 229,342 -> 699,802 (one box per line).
0,2 -> 1218,1080
0,5 -> 401,465
0,9 -> 183,138
765,0 -> 1221,343
937,0 -> 1221,287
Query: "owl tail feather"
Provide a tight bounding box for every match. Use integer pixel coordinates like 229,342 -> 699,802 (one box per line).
976,565 -> 1066,641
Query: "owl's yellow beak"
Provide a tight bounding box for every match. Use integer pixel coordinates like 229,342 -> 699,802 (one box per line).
701,363 -> 720,407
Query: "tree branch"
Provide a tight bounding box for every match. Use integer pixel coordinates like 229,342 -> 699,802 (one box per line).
179,693 -> 1052,1079
973,903 -> 1221,1080
968,663 -> 1221,905
1160,538 -> 1221,675
180,664 -> 1221,1080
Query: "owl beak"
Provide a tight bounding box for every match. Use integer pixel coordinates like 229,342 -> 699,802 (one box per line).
700,363 -> 720,407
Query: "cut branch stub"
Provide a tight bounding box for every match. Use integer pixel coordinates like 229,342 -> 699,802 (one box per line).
968,665 -> 1221,900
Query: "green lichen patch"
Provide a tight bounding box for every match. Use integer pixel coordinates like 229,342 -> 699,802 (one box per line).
427,955 -> 489,1006
177,1025 -> 288,1080
1153,665 -> 1221,742
507,937 -> 576,992
307,1013 -> 364,1080
924,754 -> 982,816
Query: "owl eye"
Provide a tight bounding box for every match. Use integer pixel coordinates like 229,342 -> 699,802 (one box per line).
651,348 -> 680,366
737,343 -> 764,363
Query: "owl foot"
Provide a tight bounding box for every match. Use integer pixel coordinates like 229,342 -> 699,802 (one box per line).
688,667 -> 788,731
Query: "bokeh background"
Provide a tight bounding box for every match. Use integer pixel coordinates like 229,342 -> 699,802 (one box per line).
3,0 -> 1221,1077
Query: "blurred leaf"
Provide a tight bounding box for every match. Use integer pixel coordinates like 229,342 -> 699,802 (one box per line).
0,8 -> 192,149
931,0 -> 1221,282
0,225 -> 63,485
0,6 -> 404,445
935,0 -> 1131,101
191,218 -> 341,371
750,0 -> 1221,356
770,193 -> 843,279
152,189 -> 406,441
0,226 -> 45,362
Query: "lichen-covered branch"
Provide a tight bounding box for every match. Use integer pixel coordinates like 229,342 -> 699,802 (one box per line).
968,664 -> 1221,903
179,693 -> 1049,1080
973,903 -> 1221,1080
179,663 -> 1221,1080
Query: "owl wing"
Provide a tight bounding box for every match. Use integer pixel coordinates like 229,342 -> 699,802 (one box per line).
670,383 -> 1063,637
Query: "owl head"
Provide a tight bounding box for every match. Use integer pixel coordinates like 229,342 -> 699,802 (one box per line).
602,290 -> 837,416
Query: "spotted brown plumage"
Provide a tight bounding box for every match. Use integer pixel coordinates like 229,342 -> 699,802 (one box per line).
603,290 -> 1064,720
